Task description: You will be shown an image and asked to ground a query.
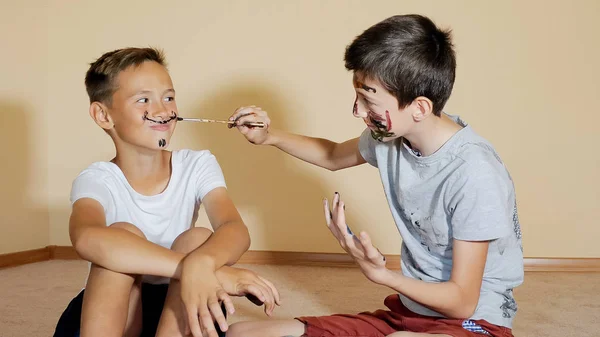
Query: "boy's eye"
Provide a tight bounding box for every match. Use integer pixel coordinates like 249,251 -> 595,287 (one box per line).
164,97 -> 175,102
137,98 -> 149,103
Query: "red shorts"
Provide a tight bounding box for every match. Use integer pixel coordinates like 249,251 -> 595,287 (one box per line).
296,294 -> 513,337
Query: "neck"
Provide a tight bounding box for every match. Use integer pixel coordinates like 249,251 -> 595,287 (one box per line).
403,113 -> 463,157
112,143 -> 170,182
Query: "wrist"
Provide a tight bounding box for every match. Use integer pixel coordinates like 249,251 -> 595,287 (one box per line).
380,268 -> 402,288
184,252 -> 217,271
264,129 -> 279,146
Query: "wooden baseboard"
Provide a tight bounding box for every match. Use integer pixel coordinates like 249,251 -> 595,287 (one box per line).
47,245 -> 80,260
0,247 -> 50,269
522,258 -> 600,272
2,246 -> 599,272
237,250 -> 402,269
237,251 -> 600,272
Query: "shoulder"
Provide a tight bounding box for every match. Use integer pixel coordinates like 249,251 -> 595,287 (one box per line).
173,149 -> 225,185
446,131 -> 513,195
70,162 -> 122,207
73,161 -> 119,185
452,129 -> 506,175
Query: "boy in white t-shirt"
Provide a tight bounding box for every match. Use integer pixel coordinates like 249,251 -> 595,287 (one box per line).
53,47 -> 279,337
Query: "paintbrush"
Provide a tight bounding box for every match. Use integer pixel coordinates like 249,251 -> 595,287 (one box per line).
176,117 -> 265,128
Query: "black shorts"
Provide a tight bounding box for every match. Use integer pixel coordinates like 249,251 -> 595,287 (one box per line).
53,283 -> 226,337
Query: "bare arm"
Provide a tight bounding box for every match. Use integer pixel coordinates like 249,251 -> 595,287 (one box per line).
230,106 -> 366,171
383,239 -> 489,318
268,130 -> 365,171
185,187 -> 251,269
69,198 -> 184,279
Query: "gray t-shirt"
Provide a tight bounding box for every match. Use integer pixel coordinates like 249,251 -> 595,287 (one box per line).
358,114 -> 523,328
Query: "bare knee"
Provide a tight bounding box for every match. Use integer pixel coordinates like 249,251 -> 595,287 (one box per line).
227,322 -> 253,337
171,227 -> 212,254
109,222 -> 146,239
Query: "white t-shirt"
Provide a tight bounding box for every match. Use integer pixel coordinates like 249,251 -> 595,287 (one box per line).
70,149 -> 227,283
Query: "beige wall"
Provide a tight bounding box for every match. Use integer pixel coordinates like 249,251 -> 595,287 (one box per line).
1,1 -> 598,257
0,3 -> 50,254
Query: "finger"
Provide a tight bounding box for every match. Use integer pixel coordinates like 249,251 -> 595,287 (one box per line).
199,305 -> 219,337
243,284 -> 266,304
323,198 -> 332,227
208,296 -> 228,333
184,302 -> 202,337
218,289 -> 235,315
181,302 -> 191,335
254,280 -> 276,315
230,106 -> 256,121
248,281 -> 275,315
332,192 -> 340,218
377,247 -> 387,263
359,231 -> 384,263
336,202 -> 365,258
258,275 -> 281,305
323,198 -> 342,240
234,113 -> 263,128
244,284 -> 274,315
336,201 -> 350,239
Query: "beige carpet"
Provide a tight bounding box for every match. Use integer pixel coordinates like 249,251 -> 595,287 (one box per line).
0,261 -> 598,336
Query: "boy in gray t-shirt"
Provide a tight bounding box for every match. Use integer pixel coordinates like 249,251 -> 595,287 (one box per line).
228,14 -> 523,337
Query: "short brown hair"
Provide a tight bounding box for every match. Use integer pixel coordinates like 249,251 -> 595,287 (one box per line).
345,15 -> 455,117
84,47 -> 167,106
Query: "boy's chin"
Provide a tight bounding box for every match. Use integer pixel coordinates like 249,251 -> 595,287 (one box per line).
154,138 -> 170,149
370,129 -> 398,143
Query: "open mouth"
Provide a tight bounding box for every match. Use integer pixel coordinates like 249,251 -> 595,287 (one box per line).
143,111 -> 178,124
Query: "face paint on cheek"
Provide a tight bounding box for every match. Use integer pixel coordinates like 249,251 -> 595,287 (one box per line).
385,110 -> 393,132
366,111 -> 387,131
158,139 -> 166,147
369,111 -> 396,143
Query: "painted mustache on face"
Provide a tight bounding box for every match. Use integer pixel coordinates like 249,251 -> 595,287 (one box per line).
143,111 -> 178,124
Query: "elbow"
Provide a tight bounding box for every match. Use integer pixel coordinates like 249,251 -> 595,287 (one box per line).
457,303 -> 477,319
451,299 -> 478,319
242,227 -> 251,251
326,160 -> 344,172
71,228 -> 102,262
225,221 -> 251,251
71,230 -> 89,259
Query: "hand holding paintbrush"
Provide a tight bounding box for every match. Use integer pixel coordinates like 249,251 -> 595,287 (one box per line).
177,117 -> 265,128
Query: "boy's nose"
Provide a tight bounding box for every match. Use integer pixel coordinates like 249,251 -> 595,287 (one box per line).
149,103 -> 172,120
352,97 -> 368,118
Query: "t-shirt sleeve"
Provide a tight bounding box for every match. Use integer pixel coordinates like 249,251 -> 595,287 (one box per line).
358,128 -> 378,167
70,170 -> 113,212
448,160 -> 512,241
195,152 -> 227,202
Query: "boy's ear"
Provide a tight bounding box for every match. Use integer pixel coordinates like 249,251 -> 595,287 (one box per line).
411,96 -> 434,122
89,102 -> 114,130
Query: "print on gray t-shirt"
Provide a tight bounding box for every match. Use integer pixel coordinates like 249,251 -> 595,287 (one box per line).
358,114 -> 524,328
